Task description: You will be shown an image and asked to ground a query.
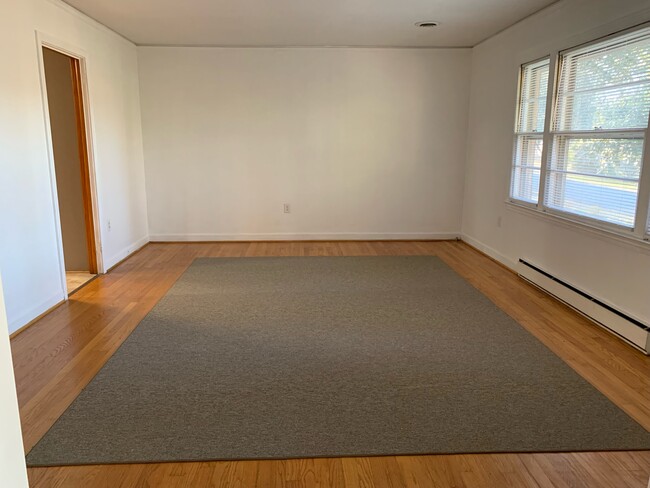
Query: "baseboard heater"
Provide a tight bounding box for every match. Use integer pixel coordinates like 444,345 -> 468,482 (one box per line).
518,259 -> 650,355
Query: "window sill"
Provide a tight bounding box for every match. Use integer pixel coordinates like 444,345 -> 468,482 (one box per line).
504,200 -> 650,254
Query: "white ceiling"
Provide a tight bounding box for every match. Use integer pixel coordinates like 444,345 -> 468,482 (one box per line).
64,0 -> 559,47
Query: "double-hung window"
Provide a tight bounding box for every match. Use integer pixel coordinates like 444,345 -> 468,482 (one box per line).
511,58 -> 549,204
510,25 -> 650,239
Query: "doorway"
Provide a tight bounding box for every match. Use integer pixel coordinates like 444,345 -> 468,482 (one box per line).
42,47 -> 99,295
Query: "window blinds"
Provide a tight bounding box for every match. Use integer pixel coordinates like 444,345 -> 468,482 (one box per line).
545,28 -> 650,228
511,59 -> 549,203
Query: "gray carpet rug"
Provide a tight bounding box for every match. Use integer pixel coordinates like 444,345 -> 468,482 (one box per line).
26,256 -> 650,466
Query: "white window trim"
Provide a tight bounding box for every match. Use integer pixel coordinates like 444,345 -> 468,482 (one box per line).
637,113 -> 650,238
510,56 -> 550,208
505,199 -> 650,251
536,53 -> 556,214
508,22 -> 650,243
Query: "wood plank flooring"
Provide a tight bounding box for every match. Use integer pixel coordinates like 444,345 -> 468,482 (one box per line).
10,241 -> 650,487
65,272 -> 96,295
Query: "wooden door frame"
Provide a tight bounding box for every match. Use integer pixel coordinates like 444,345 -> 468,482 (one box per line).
68,56 -> 98,274
36,32 -> 104,297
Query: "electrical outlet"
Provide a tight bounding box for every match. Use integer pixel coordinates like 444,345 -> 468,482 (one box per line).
283,203 -> 291,214
108,220 -> 112,231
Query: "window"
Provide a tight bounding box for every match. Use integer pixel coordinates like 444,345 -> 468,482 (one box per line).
510,25 -> 650,240
511,59 -> 549,203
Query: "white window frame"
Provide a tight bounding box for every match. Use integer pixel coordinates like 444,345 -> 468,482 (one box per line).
508,22 -> 650,244
510,57 -> 551,208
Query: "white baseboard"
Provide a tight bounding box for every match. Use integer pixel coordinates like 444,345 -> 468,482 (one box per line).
8,235 -> 150,334
460,234 -> 518,270
461,234 -> 649,354
149,232 -> 460,242
103,235 -> 150,270
8,291 -> 65,335
519,260 -> 649,354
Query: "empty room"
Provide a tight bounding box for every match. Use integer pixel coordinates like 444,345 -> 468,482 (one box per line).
1,0 -> 650,486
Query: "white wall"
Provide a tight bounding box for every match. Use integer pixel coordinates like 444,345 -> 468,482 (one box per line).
462,0 -> 650,323
139,47 -> 471,240
5,0 -> 649,336
0,273 -> 29,488
0,0 -> 149,333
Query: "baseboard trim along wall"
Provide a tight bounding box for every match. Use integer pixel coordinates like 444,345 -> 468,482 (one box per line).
460,234 -> 518,269
460,234 -> 649,354
8,235 -> 649,354
149,232 -> 461,242
519,259 -> 650,355
104,236 -> 150,271
8,291 -> 66,336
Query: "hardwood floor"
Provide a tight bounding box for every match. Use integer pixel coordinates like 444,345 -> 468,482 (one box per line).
65,272 -> 96,295
10,241 -> 650,487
